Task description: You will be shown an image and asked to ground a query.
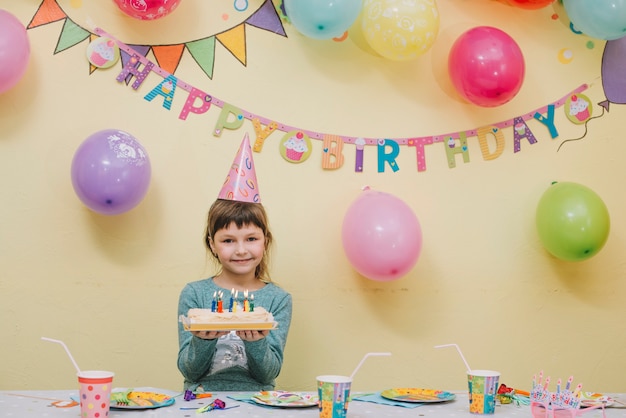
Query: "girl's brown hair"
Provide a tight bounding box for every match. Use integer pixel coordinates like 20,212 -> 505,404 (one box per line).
204,199 -> 273,283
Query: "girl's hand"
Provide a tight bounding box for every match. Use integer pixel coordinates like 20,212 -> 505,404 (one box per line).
192,330 -> 229,340
235,329 -> 269,341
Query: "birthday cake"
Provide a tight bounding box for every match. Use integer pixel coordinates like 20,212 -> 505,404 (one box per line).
181,307 -> 276,331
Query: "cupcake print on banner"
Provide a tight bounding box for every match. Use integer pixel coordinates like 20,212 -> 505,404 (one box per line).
565,93 -> 592,124
86,37 -> 120,69
280,130 -> 312,163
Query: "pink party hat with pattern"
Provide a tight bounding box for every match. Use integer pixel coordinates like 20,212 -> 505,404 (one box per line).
218,133 -> 261,203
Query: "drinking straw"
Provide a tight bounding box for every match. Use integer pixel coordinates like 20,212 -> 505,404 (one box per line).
434,343 -> 471,372
41,337 -> 81,374
349,352 -> 392,380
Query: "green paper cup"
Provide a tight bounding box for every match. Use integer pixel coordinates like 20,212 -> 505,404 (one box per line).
317,375 -> 352,418
468,370 -> 500,414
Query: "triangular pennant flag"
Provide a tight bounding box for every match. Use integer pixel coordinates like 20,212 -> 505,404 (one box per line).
218,133 -> 261,203
151,44 -> 186,75
88,33 -> 98,74
246,0 -> 287,36
186,37 -> 216,79
216,24 -> 246,66
54,19 -> 90,54
27,0 -> 67,29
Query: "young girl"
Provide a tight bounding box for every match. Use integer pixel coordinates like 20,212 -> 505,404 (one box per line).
177,198 -> 293,391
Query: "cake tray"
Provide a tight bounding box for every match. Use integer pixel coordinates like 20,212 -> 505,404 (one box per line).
179,315 -> 278,331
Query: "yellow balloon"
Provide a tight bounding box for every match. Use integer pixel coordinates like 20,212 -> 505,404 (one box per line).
361,0 -> 440,61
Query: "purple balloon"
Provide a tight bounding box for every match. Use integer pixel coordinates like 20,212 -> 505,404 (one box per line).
599,36 -> 626,111
71,129 -> 151,215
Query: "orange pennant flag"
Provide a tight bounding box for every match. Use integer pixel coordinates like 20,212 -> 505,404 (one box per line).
151,44 -> 185,75
28,0 -> 67,29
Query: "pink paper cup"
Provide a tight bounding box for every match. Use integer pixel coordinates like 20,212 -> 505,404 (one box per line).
77,370 -> 114,418
317,375 -> 352,418
468,370 -> 500,414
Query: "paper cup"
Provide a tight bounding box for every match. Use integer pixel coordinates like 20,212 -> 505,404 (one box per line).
468,370 -> 500,414
77,370 -> 114,418
317,375 -> 352,418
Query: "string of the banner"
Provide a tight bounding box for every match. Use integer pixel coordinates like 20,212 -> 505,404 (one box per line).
557,107 -> 606,152
94,27 -> 588,147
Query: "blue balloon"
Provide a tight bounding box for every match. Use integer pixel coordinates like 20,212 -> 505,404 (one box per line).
284,0 -> 362,40
563,0 -> 626,40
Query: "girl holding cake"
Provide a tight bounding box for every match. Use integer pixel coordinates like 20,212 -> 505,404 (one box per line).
177,134 -> 292,392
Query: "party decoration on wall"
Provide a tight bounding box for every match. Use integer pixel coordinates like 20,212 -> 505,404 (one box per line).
280,131 -> 312,163
94,27 -> 592,174
448,26 -> 525,107
536,181 -> 610,262
599,34 -> 626,111
71,129 -> 151,215
342,187 -> 422,281
563,0 -> 626,41
27,0 -> 285,79
0,9 -> 31,94
284,0 -> 362,40
498,0 -> 554,10
361,0 -> 440,61
86,36 -> 120,69
112,0 -> 182,21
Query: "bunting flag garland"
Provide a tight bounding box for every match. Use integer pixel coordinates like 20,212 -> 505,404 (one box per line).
94,27 -> 596,174
26,0 -> 286,79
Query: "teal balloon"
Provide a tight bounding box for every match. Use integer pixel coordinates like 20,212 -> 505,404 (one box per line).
563,0 -> 626,40
284,0 -> 362,40
536,182 -> 610,261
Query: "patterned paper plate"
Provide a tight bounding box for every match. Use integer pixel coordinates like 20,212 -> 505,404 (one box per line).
252,391 -> 318,407
580,392 -> 615,408
110,390 -> 175,410
380,388 -> 456,403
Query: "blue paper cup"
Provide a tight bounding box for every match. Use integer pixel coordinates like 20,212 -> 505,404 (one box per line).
468,370 -> 500,414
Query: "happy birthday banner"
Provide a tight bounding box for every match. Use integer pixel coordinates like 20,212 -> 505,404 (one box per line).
95,26 -> 592,174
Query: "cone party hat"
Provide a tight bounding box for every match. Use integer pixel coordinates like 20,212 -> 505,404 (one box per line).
218,133 -> 261,203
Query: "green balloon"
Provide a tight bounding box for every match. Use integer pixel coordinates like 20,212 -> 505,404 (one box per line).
536,181 -> 610,261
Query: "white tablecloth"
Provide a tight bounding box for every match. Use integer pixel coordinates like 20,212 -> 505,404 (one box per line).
1,389 -> 625,418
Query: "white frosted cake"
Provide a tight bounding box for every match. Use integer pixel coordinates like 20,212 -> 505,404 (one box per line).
181,307 -> 276,331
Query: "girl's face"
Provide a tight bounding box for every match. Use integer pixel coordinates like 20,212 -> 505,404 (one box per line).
209,221 -> 265,278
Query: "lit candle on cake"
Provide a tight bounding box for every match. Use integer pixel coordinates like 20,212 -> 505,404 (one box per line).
217,291 -> 223,313
243,289 -> 249,312
232,290 -> 238,312
229,288 -> 234,312
211,291 -> 217,312
249,294 -> 254,312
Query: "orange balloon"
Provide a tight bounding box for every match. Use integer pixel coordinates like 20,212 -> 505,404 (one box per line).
498,0 -> 554,9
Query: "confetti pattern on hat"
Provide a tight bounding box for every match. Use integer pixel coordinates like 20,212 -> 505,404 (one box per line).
218,133 -> 261,203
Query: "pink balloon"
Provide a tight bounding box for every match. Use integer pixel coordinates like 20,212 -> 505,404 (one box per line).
342,188 -> 422,281
448,26 -> 525,107
112,0 -> 182,20
71,129 -> 151,215
0,10 -> 30,94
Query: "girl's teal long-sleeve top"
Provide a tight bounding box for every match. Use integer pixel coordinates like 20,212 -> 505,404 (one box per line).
177,277 -> 292,391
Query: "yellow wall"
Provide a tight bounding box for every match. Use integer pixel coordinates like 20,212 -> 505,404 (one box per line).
2,0 -> 625,393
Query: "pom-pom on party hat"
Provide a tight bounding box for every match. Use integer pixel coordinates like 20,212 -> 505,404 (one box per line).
218,133 -> 261,203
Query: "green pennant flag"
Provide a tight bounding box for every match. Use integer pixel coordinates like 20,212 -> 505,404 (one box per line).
186,37 -> 216,79
54,19 -> 90,54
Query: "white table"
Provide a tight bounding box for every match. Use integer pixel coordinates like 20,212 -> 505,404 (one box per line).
1,390 -> 624,418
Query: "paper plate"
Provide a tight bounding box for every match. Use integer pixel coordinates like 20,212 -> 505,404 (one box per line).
579,392 -> 615,408
252,391 -> 318,407
380,388 -> 456,403
110,390 -> 175,410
